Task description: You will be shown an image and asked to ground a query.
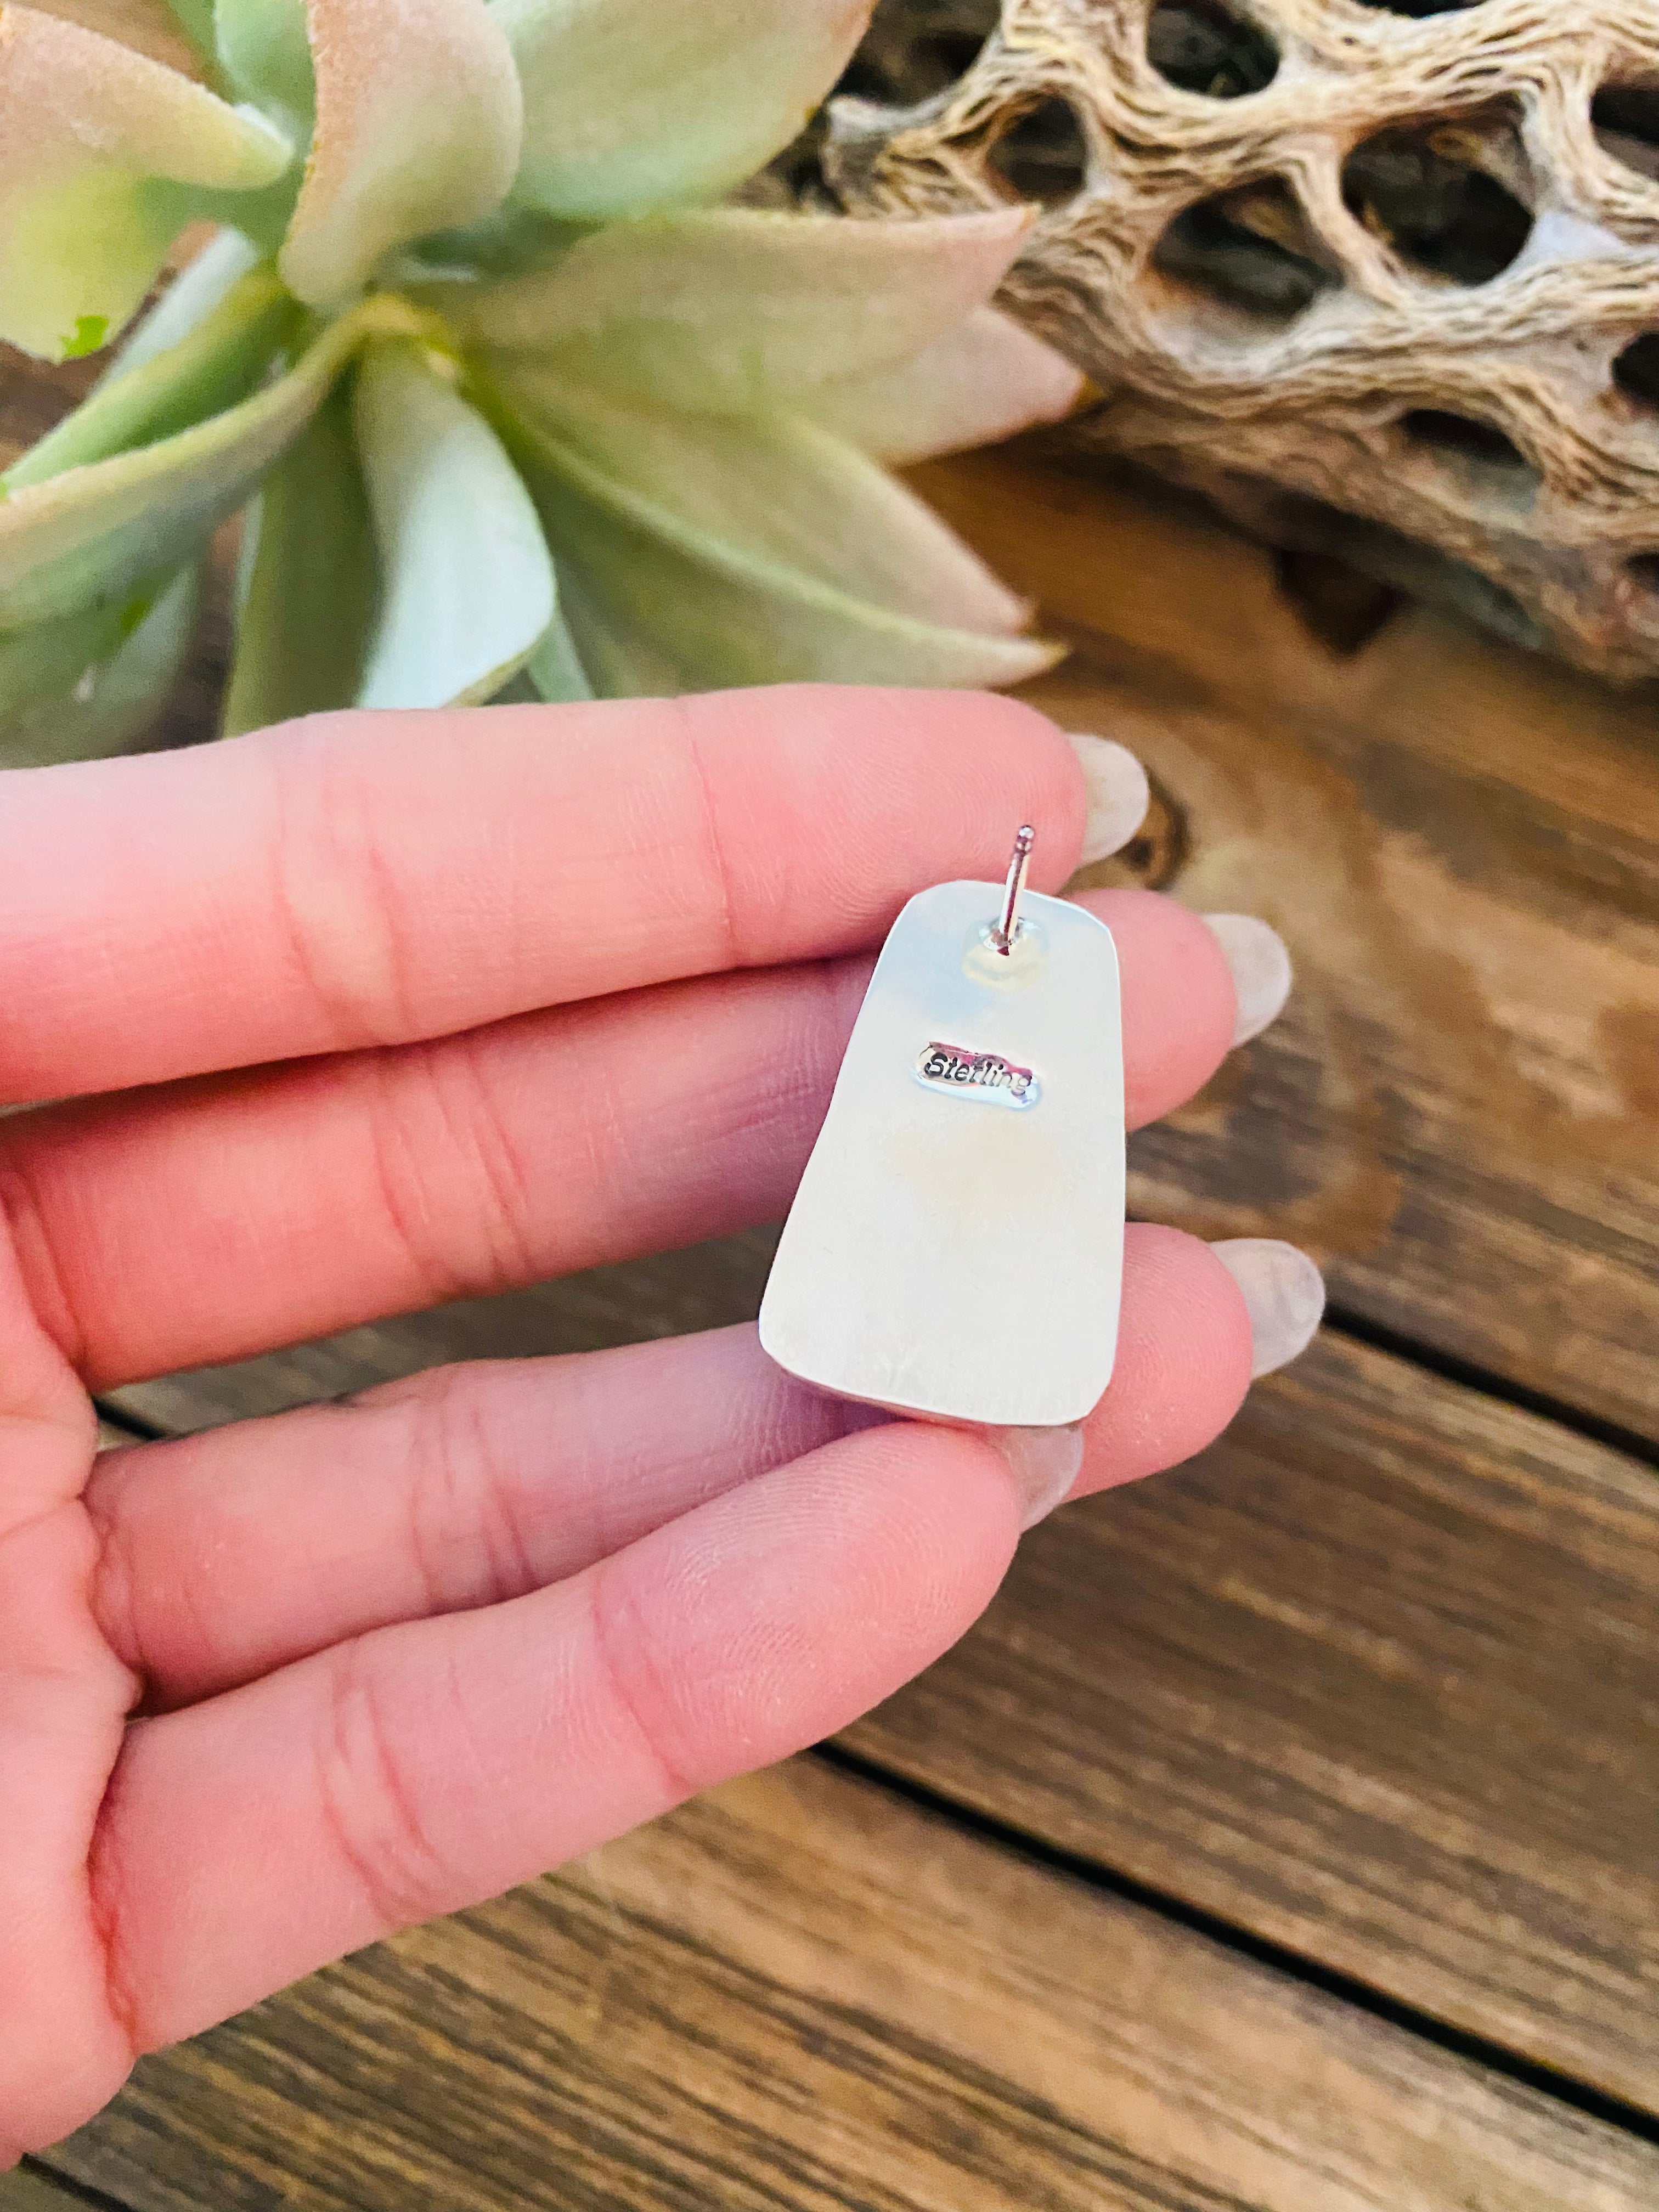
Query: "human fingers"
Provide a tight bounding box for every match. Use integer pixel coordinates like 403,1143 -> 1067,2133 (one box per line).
0,1216 -> 134,2163
89,1222 -> 1252,1709
0,685 -> 1088,1104
5,890 -> 1244,1387
89,1419 -> 1024,2049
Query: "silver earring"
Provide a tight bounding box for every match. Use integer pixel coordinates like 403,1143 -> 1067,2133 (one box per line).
760,825 -> 1126,1429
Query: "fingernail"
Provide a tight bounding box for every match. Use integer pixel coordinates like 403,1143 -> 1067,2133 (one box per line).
1211,1239 -> 1326,1378
1199,912 -> 1293,1047
988,1424 -> 1087,1530
1066,732 -> 1151,865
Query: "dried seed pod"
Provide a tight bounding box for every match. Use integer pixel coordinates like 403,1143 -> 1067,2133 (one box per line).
822,0 -> 1659,679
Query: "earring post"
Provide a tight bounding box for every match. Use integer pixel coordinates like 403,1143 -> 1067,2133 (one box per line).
989,825 -> 1036,955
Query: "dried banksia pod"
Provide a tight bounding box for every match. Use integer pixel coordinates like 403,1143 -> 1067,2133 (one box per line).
823,0 -> 1659,679
0,0 -> 1087,763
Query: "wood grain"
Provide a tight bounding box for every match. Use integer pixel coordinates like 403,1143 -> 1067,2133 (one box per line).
109,1266 -> 1659,2114
848,1324 -> 1659,2109
42,1759 -> 1659,2212
918,447 -> 1659,1445
0,2173 -> 101,2212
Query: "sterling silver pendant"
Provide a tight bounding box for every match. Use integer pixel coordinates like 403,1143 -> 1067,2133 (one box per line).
759,828 -> 1126,1429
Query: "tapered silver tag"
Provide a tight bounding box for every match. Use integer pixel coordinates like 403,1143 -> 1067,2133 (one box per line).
760,852 -> 1125,1429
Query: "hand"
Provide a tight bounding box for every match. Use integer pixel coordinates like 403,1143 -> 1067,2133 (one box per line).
0,685 -> 1316,2155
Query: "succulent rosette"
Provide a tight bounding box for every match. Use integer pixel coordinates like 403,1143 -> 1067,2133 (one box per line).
0,0 -> 1082,761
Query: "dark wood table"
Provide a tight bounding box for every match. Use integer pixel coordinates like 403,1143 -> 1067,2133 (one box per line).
4,371 -> 1658,2208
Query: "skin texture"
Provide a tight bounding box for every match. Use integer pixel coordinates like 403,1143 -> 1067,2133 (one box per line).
0,684 -> 1254,2158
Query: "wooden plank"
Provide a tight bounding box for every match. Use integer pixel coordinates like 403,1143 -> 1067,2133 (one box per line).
917,445 -> 1659,1443
109,1258 -> 1659,2108
0,2174 -> 106,2212
848,1325 -> 1659,2110
41,1759 -> 1659,2212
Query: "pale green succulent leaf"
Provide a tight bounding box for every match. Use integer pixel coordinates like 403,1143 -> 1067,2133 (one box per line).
0,301 -> 374,633
431,206 -> 1037,415
351,340 -> 554,709
0,563 -> 202,765
1,171 -> 191,366
105,226 -> 266,381
26,0 -> 210,74
525,596 -> 594,702
223,382 -> 378,734
392,207 -> 595,286
214,0 -> 313,133
9,263 -> 297,489
0,5 -> 292,359
543,558 -> 684,697
498,0 -> 872,220
803,307 -> 1087,465
492,363 -> 1037,640
533,460 -> 1060,696
276,0 -> 522,308
161,0 -> 219,60
491,377 -> 1058,695
207,0 -> 313,247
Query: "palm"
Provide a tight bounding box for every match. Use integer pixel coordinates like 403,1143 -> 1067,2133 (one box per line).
0,686 -> 1257,2159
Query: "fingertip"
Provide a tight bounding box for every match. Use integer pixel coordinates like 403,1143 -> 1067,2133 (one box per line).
1075,1222 -> 1255,1499
1211,1238 -> 1325,1377
1199,913 -> 1293,1047
1065,732 -> 1152,865
1071,887 -> 1238,1126
822,1416 -> 1024,1644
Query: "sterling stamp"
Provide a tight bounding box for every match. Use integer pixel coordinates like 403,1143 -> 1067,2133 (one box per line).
915,1041 -> 1040,1107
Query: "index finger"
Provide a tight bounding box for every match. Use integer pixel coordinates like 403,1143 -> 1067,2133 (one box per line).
0,686 -> 1085,1102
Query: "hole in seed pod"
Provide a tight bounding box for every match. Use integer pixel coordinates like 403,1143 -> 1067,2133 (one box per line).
1351,0 -> 1489,15
1401,408 -> 1540,493
763,0 -> 998,206
1625,552 -> 1659,595
1613,332 -> 1659,407
1343,107 -> 1534,283
1593,80 -> 1659,184
836,0 -> 1000,105
985,97 -> 1090,207
1274,548 -> 1404,657
1228,479 -> 1544,649
1152,178 -> 1340,322
1146,1 -> 1279,99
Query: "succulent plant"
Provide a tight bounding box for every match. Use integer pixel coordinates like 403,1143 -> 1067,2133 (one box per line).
0,0 -> 1085,763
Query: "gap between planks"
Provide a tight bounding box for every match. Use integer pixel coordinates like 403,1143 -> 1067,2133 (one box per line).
37,1758 -> 1659,2212
96,1263 -> 1659,2107
2,2172 -> 130,2212
815,1740 -> 1659,2151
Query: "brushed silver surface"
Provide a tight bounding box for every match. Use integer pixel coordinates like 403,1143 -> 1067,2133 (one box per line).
759,881 -> 1125,1427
